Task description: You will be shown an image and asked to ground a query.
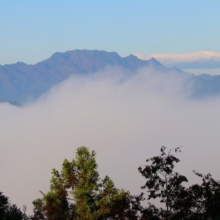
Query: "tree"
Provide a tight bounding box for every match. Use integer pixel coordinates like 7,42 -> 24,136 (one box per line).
138,146 -> 189,219
32,145 -> 220,219
0,191 -> 27,220
32,146 -> 142,220
138,146 -> 220,220
186,171 -> 220,220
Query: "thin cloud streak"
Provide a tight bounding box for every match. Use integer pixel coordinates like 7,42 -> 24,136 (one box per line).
0,67 -> 220,213
134,51 -> 220,64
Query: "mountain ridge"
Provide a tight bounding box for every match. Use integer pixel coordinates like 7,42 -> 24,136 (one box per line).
0,50 -> 164,103
0,49 -> 220,104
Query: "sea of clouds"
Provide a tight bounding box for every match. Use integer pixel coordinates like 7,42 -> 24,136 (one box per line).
1,67 -> 220,213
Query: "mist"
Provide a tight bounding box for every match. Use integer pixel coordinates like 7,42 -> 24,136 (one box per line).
1,67 -> 220,213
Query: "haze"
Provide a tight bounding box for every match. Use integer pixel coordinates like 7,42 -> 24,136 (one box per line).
1,67 -> 220,213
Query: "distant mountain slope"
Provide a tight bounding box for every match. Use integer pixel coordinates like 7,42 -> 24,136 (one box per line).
0,50 -> 164,103
0,49 -> 220,103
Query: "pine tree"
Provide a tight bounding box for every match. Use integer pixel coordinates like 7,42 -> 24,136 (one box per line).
32,146 -> 141,220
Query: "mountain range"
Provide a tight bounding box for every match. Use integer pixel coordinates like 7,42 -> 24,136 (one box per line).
0,49 -> 220,104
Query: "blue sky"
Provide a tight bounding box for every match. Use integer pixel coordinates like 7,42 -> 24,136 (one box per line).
1,1 -> 220,64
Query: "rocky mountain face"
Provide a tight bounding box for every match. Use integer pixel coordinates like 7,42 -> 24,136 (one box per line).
0,49 -> 220,103
0,50 -> 165,103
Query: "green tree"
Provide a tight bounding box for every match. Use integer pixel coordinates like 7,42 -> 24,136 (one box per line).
32,146 -> 142,220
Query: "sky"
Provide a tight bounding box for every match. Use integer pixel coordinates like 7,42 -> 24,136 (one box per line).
1,1 -> 220,65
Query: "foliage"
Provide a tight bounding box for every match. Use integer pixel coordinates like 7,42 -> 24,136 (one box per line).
3,145 -> 220,219
0,191 -> 27,220
32,146 -> 142,220
186,171 -> 220,219
139,146 -> 220,220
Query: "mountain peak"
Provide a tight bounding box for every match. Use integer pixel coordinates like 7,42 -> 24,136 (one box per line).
0,49 -> 166,103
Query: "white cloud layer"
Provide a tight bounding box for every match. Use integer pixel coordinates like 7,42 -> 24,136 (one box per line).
134,51 -> 220,64
1,67 -> 220,214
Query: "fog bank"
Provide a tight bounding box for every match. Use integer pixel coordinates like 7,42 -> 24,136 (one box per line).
1,67 -> 220,213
